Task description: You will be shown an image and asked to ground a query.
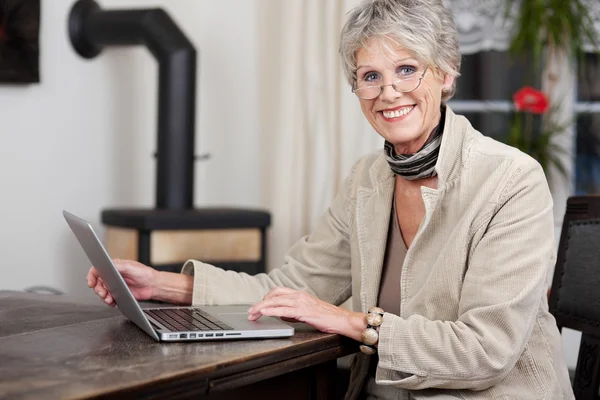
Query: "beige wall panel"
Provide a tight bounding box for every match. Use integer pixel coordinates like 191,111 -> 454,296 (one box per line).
105,228 -> 139,261
150,229 -> 261,264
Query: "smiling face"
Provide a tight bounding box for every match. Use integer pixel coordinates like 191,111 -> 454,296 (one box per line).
355,37 -> 455,154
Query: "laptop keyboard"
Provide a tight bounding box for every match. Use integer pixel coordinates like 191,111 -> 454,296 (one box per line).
144,308 -> 234,332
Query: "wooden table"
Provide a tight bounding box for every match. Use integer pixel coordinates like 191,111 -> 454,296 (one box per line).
0,291 -> 357,399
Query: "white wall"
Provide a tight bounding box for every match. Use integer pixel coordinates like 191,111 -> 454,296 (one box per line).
0,0 -> 261,297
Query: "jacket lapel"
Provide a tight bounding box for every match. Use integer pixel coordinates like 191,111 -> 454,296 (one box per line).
354,107 -> 470,314
355,157 -> 394,312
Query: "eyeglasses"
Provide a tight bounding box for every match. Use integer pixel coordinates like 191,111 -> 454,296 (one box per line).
352,66 -> 429,100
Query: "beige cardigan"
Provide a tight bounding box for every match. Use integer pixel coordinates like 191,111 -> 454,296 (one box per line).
182,107 -> 574,399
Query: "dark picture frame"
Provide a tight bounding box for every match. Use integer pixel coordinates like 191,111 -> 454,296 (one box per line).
0,0 -> 40,84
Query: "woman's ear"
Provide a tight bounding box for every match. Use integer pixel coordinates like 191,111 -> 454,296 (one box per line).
442,73 -> 455,92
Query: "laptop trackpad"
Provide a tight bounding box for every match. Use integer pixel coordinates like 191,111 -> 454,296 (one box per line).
199,305 -> 291,330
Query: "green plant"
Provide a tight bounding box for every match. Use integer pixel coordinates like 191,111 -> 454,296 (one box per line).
501,82 -> 572,178
506,87 -> 569,176
501,0 -> 598,179
506,0 -> 599,69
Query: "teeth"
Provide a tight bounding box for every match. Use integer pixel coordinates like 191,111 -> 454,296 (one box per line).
383,106 -> 413,119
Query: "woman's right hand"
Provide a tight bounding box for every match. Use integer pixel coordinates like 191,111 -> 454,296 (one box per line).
87,259 -> 156,307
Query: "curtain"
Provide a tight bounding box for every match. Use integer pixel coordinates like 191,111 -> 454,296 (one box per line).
445,0 -> 600,54
256,0 -> 380,271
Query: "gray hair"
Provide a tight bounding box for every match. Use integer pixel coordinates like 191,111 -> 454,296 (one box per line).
339,0 -> 461,101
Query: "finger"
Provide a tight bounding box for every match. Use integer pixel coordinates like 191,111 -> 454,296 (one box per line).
248,296 -> 298,319
256,306 -> 300,321
104,294 -> 114,306
94,279 -> 110,299
112,258 -> 129,275
107,294 -> 117,308
252,288 -> 311,313
87,267 -> 99,287
263,286 -> 302,300
94,282 -> 107,299
249,295 -> 293,315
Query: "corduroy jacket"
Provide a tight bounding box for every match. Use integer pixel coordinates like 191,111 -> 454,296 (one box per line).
182,107 -> 574,399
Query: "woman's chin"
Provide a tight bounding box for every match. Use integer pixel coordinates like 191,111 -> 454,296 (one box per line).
385,130 -> 427,152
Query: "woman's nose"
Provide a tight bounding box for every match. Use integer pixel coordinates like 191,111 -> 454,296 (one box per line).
378,83 -> 403,103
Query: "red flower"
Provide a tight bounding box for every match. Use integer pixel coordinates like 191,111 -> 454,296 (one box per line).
513,86 -> 549,114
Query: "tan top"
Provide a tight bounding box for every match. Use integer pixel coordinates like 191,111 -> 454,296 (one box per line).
363,202 -> 408,398
182,107 -> 574,399
377,202 -> 407,316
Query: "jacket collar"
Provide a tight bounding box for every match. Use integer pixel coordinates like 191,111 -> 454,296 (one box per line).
435,106 -> 473,188
366,106 -> 473,190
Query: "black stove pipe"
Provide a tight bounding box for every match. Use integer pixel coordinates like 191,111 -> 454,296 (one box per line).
68,0 -> 197,210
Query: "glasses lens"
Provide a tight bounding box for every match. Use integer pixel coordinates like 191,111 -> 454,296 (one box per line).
394,78 -> 420,93
355,86 -> 380,99
354,74 -> 423,99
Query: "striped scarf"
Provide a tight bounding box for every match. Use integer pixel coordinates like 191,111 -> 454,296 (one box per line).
383,111 -> 445,180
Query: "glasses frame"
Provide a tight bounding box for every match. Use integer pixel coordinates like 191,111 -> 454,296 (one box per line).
352,66 -> 429,100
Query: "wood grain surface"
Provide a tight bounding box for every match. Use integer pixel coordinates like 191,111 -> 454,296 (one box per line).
0,291 -> 357,399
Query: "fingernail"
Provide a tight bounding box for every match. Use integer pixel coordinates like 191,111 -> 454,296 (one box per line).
247,307 -> 253,313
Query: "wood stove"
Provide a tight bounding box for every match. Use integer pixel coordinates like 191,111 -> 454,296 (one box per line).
68,0 -> 269,274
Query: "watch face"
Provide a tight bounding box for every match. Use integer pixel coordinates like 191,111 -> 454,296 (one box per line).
0,0 -> 40,84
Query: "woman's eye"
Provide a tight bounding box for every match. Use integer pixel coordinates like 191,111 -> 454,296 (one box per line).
397,65 -> 417,77
363,72 -> 380,83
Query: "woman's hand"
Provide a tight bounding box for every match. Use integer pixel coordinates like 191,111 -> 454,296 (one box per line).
87,259 -> 156,307
247,287 -> 364,342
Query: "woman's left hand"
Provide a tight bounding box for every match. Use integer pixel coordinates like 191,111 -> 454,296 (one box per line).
247,287 -> 363,341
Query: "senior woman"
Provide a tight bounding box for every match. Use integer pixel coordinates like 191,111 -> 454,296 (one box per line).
87,0 -> 574,398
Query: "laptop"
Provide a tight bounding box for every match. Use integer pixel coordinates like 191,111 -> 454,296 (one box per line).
63,210 -> 294,342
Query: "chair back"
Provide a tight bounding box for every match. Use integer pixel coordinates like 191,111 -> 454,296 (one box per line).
550,195 -> 600,400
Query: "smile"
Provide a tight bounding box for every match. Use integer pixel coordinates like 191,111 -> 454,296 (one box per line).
381,105 -> 414,119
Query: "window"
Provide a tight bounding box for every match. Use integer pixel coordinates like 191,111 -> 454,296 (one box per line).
448,51 -> 539,143
575,53 -> 600,194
